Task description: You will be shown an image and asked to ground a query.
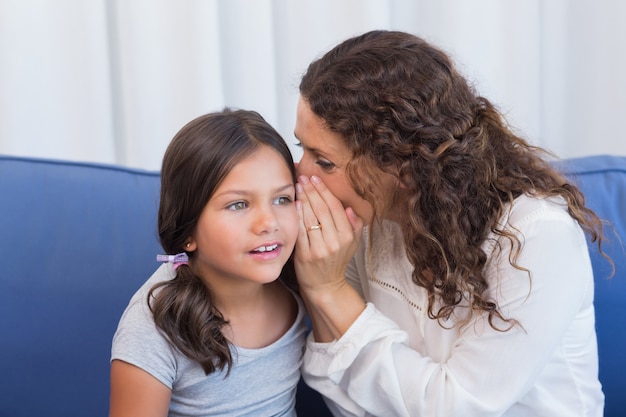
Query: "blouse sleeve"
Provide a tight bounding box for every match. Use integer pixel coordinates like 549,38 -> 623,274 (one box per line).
302,200 -> 597,416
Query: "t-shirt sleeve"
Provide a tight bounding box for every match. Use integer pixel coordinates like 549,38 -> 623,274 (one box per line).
111,294 -> 178,389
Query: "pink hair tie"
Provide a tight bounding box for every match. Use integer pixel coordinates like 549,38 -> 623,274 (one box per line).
156,252 -> 189,270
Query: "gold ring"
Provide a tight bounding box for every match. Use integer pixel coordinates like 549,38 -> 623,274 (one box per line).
306,224 -> 322,232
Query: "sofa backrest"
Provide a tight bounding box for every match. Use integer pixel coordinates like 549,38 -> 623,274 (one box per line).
0,155 -> 331,417
0,154 -> 624,416
0,156 -> 162,416
554,155 -> 626,417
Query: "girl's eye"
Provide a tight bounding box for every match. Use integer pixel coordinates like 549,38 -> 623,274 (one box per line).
227,201 -> 247,211
273,195 -> 294,205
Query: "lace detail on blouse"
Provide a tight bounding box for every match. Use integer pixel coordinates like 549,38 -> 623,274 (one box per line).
366,220 -> 424,312
369,276 -> 423,311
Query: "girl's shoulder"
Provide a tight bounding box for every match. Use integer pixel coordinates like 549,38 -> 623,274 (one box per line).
116,264 -> 175,325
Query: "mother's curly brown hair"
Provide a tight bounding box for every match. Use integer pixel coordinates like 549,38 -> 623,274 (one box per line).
300,30 -> 608,330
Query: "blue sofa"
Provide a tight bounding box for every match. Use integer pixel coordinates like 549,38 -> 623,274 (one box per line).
0,154 -> 624,416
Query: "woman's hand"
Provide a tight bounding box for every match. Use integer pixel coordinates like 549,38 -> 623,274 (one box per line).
295,175 -> 363,291
294,175 -> 366,341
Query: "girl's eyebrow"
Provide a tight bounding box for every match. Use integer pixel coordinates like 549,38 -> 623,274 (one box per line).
214,183 -> 295,198
274,183 -> 296,193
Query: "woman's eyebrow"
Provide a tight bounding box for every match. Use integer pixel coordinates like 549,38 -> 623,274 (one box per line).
295,136 -> 320,153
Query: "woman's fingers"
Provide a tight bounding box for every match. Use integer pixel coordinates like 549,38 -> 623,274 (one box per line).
298,175 -> 357,234
296,176 -> 342,257
345,206 -> 364,239
295,186 -> 322,252
309,175 -> 353,233
295,175 -> 363,256
294,175 -> 366,295
297,176 -> 334,232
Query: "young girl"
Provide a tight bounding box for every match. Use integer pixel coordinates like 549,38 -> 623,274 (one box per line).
110,109 -> 306,417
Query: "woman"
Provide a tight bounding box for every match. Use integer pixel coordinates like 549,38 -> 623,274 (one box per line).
293,30 -> 607,416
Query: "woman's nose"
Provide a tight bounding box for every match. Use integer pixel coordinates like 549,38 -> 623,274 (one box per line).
295,155 -> 310,177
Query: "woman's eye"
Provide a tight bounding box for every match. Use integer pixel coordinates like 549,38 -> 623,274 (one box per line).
316,159 -> 336,170
274,195 -> 294,205
227,201 -> 247,211
295,140 -> 336,171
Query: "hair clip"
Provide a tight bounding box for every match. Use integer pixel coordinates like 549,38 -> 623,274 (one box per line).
156,252 -> 189,270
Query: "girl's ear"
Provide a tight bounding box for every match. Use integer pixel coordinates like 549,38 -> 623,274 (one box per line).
185,240 -> 197,252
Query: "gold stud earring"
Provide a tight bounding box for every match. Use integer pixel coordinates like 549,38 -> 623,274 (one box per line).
186,243 -> 191,248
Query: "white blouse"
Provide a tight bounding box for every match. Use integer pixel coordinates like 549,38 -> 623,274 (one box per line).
303,195 -> 604,416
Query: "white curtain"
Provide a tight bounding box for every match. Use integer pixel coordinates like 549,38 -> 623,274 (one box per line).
1,0 -> 625,171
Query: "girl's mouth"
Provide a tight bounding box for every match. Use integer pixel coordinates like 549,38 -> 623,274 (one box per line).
251,244 -> 278,253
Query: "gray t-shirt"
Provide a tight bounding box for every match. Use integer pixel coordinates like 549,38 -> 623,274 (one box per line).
111,264 -> 307,416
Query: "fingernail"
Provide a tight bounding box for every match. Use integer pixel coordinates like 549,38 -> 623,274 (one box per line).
299,176 -> 310,185
311,175 -> 321,184
296,183 -> 303,194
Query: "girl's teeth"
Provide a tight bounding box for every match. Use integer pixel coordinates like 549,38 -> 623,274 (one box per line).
255,244 -> 278,252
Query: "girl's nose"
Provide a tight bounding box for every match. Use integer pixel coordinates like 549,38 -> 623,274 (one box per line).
254,206 -> 279,234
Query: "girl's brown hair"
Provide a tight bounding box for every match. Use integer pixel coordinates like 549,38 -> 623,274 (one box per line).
148,108 -> 295,374
300,30 -> 608,330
